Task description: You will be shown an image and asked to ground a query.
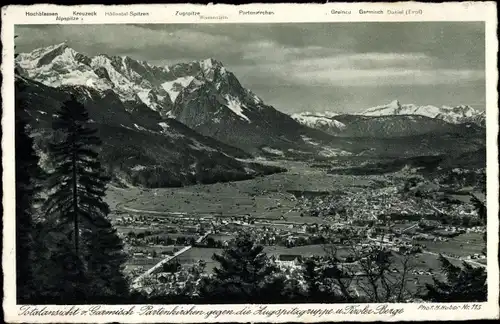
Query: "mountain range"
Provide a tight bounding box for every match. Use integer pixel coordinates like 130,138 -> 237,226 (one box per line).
291,100 -> 486,138
16,75 -> 286,188
16,43 -> 486,188
361,100 -> 485,125
17,42 -> 356,159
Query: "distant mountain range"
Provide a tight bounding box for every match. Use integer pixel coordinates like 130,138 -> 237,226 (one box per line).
291,100 -> 486,138
361,100 -> 485,125
16,43 -> 486,187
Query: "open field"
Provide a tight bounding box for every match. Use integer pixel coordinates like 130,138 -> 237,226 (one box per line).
416,232 -> 484,257
176,248 -> 222,273
112,186 -> 297,220
116,226 -> 167,234
106,160 -> 380,224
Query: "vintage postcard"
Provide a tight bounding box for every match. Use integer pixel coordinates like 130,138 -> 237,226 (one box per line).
2,2 -> 499,323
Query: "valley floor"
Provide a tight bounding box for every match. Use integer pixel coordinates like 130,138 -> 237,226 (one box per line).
104,158 -> 486,296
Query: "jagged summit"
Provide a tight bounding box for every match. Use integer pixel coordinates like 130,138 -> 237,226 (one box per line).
36,41 -> 69,52
363,99 -> 402,115
200,57 -> 224,67
50,41 -> 69,50
388,99 -> 401,108
17,44 -> 274,132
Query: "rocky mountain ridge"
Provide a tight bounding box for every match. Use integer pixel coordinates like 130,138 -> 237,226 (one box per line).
16,75 -> 285,188
17,43 -> 355,158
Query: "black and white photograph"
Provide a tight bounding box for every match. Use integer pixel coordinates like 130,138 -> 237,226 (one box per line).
12,21 -> 489,306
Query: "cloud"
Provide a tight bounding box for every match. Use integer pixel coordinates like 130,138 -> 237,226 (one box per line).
242,41 -> 343,62
236,49 -> 482,88
283,52 -> 433,70
290,69 -> 485,87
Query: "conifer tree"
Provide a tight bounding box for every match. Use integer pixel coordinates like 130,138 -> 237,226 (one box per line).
82,218 -> 130,300
199,231 -> 277,302
44,95 -> 109,255
15,73 -> 40,302
424,255 -> 486,302
15,35 -> 44,302
41,232 -> 89,303
424,192 -> 487,302
44,95 -> 129,300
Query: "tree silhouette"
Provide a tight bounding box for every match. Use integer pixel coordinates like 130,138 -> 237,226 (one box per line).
424,255 -> 486,302
44,95 -> 109,255
14,34 -> 47,302
15,64 -> 43,303
44,95 -> 129,300
424,193 -> 487,302
199,231 -> 277,302
82,218 -> 129,300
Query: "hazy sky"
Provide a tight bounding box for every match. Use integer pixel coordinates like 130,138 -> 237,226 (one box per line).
16,23 -> 485,113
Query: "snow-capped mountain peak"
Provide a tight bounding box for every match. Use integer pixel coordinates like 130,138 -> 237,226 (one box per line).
17,43 -> 278,127
200,57 -> 223,70
17,44 -> 186,112
362,99 -> 402,116
360,100 -> 484,125
291,112 -> 346,131
197,58 -> 226,82
388,99 -> 401,109
18,42 -> 73,69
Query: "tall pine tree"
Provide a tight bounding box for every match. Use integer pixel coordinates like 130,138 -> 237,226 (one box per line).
45,95 -> 109,254
44,95 -> 129,300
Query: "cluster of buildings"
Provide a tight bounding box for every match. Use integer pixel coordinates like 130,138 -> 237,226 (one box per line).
115,214 -> 213,233
465,253 -> 486,260
465,226 -> 486,234
136,267 -> 210,297
119,172 -> 487,289
297,178 -> 481,223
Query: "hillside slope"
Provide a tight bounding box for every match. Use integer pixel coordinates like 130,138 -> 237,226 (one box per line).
17,76 -> 285,188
